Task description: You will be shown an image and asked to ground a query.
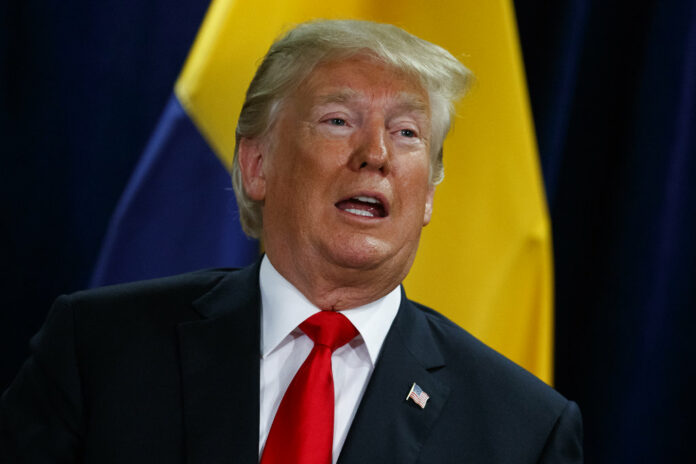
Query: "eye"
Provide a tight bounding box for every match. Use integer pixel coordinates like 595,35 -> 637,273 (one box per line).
328,118 -> 347,126
399,128 -> 417,137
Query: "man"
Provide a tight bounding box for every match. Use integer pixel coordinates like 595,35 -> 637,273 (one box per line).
1,20 -> 583,463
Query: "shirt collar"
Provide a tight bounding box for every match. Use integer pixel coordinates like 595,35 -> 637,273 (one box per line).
259,255 -> 401,366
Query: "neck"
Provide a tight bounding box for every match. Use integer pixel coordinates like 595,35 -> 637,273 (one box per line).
264,253 -> 409,310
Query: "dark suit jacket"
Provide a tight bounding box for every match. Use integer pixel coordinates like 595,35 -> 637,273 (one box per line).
1,261 -> 583,463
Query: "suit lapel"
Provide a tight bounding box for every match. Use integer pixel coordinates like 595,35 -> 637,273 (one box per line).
338,291 -> 450,464
177,263 -> 262,464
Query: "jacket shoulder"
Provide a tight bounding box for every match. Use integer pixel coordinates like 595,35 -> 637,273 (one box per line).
68,268 -> 236,307
413,300 -> 566,408
407,300 -> 582,462
49,268 -> 253,350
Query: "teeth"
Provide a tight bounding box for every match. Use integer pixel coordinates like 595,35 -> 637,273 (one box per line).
345,208 -> 375,217
353,196 -> 380,204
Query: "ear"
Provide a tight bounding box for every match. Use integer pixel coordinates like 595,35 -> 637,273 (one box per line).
238,137 -> 267,201
422,186 -> 435,226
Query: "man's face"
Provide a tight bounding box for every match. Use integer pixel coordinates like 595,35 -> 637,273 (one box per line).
242,55 -> 435,287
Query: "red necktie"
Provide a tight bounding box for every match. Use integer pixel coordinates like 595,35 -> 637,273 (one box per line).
260,311 -> 359,464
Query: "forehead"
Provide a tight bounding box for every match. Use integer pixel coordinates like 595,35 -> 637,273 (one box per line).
291,55 -> 431,112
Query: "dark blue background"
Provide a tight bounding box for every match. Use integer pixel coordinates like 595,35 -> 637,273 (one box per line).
1,0 -> 210,389
3,0 -> 695,461
517,1 -> 696,461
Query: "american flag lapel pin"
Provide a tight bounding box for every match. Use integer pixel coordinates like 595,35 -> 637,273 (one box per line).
406,382 -> 430,409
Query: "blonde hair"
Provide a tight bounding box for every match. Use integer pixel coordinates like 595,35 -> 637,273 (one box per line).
232,19 -> 472,238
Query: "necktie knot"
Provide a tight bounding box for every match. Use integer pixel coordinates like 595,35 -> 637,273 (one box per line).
300,310 -> 358,351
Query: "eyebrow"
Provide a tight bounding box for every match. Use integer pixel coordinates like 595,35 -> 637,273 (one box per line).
315,90 -> 429,115
316,89 -> 360,105
391,93 -> 429,115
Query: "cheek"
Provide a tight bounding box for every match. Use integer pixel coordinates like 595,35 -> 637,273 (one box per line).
265,155 -> 330,217
398,158 -> 432,215
312,136 -> 353,169
400,155 -> 432,190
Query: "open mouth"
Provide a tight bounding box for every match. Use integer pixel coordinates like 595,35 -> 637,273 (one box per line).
335,195 -> 388,218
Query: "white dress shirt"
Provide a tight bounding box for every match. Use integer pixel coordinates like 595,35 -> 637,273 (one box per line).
258,256 -> 401,463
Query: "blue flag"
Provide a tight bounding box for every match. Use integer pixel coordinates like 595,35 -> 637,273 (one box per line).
91,95 -> 258,287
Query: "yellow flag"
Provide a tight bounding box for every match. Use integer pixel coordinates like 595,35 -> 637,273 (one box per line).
175,0 -> 553,384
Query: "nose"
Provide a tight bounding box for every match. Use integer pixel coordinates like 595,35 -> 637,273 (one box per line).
349,122 -> 391,175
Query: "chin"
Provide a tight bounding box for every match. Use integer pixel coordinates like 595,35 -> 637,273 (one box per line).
323,235 -> 396,271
